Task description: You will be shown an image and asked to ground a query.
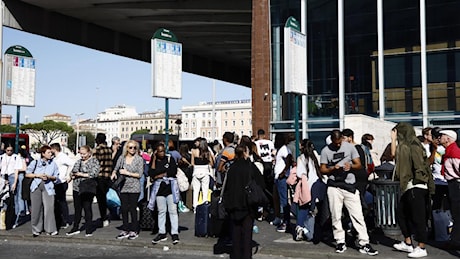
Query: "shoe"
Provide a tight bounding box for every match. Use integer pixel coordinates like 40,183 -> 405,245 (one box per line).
103,220 -> 110,227
295,226 -> 304,241
408,247 -> 427,258
12,224 -> 17,229
276,223 -> 287,233
48,231 -> 58,236
32,232 -> 40,237
128,231 -> 138,240
270,217 -> 282,226
117,231 -> 130,239
61,223 -> 70,229
172,234 -> 180,245
336,243 -> 347,253
152,233 -> 168,244
85,233 -> 93,237
393,241 -> 414,253
359,244 -> 379,256
66,227 -> 80,236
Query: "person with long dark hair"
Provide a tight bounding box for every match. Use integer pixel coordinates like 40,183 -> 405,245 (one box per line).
223,143 -> 265,258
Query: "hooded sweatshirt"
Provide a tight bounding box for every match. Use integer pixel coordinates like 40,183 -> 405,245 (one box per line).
394,122 -> 435,194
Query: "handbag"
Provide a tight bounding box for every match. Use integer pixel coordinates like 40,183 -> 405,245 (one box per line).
112,174 -> 126,190
286,166 -> 298,186
79,178 -> 97,195
176,168 -> 190,192
245,169 -> 269,207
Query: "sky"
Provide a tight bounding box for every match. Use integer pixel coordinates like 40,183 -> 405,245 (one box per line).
1,27 -> 251,124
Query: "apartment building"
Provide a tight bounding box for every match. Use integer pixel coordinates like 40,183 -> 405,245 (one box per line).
181,99 -> 252,142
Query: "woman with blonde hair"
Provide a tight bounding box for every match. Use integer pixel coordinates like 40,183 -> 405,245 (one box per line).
111,140 -> 144,240
66,145 -> 100,237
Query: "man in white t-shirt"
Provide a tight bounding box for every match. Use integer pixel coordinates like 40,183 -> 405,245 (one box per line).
0,145 -> 22,218
51,143 -> 75,229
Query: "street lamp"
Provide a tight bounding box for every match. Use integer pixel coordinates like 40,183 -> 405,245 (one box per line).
75,112 -> 84,154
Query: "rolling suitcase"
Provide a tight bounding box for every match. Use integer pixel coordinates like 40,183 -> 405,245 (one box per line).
139,184 -> 156,231
194,202 -> 210,237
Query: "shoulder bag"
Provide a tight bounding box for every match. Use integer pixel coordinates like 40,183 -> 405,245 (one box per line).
245,167 -> 269,207
176,168 -> 190,192
78,160 -> 97,195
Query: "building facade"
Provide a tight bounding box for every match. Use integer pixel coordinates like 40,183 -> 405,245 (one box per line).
181,99 -> 252,142
251,0 -> 460,146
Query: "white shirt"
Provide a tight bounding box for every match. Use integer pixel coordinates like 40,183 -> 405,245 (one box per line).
0,153 -> 21,176
53,152 -> 76,183
296,154 -> 320,189
255,138 -> 275,163
274,145 -> 291,179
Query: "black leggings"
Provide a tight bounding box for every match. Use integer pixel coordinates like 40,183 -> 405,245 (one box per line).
120,192 -> 140,232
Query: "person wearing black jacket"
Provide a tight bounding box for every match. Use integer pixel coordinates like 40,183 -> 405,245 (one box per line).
149,143 -> 180,245
223,144 -> 265,259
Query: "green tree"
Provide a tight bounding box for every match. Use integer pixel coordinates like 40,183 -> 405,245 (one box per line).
0,124 -> 16,133
21,120 -> 74,146
131,129 -> 150,138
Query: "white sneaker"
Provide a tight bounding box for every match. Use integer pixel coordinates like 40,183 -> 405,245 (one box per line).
408,247 -> 427,258
393,241 -> 414,253
103,220 -> 110,227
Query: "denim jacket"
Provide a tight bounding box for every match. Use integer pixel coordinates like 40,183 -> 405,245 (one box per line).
147,177 -> 180,210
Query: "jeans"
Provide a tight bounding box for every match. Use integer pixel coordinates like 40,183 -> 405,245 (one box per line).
10,174 -> 28,217
54,182 -> 70,227
95,178 -> 110,221
275,178 -> 288,207
72,190 -> 94,234
120,192 -> 140,232
156,194 -> 178,235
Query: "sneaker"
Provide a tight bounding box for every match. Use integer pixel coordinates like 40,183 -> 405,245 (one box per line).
61,223 -> 70,229
359,244 -> 379,256
393,241 -> 414,253
32,232 -> 40,237
85,233 -> 93,237
408,247 -> 427,258
276,223 -> 287,233
48,231 -> 58,236
295,226 -> 304,241
270,217 -> 282,226
66,227 -> 80,236
172,234 -> 180,245
116,231 -> 130,239
336,243 -> 347,253
152,233 -> 168,244
12,224 -> 17,229
128,231 -> 138,240
103,220 -> 110,227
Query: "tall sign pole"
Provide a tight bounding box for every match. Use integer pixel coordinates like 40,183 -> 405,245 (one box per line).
2,45 -> 36,152
151,28 -> 182,152
284,17 -> 307,158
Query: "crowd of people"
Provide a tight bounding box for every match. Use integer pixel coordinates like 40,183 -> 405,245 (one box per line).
0,124 -> 458,259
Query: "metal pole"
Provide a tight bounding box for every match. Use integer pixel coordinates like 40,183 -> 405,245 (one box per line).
165,98 -> 169,153
420,0 -> 428,127
377,0 -> 385,120
15,106 -> 20,152
294,95 -> 300,158
338,0 -> 345,129
212,80 -> 216,140
301,0 -> 308,139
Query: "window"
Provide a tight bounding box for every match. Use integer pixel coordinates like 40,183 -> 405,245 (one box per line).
202,113 -> 206,117
225,121 -> 228,127
232,120 -> 236,126
241,120 -> 244,126
202,121 -> 205,127
224,112 -> 228,117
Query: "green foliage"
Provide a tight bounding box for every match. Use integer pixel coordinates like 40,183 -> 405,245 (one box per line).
131,129 -> 151,137
20,120 -> 75,146
0,124 -> 16,133
68,131 -> 95,152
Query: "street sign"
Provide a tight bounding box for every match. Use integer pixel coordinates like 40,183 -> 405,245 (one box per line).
284,17 -> 307,95
151,28 -> 182,99
2,45 -> 36,107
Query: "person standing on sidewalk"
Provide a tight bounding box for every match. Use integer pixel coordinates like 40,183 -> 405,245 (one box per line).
66,145 -> 100,237
112,140 -> 143,240
392,123 -> 435,258
25,145 -> 60,237
439,129 -> 460,250
94,133 -> 113,227
50,143 -> 75,229
319,130 -> 378,256
254,129 -> 275,221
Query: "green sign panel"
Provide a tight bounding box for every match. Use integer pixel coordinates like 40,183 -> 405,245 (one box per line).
152,28 -> 178,42
285,16 -> 301,32
5,45 -> 33,58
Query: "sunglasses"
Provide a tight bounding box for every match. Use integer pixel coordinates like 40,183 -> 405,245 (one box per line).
128,146 -> 137,150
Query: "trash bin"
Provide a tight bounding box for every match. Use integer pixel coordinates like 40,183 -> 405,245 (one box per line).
373,179 -> 401,236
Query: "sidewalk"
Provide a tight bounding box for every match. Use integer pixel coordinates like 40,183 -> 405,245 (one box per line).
0,200 -> 458,259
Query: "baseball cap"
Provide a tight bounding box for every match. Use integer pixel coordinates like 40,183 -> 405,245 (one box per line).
439,130 -> 457,140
